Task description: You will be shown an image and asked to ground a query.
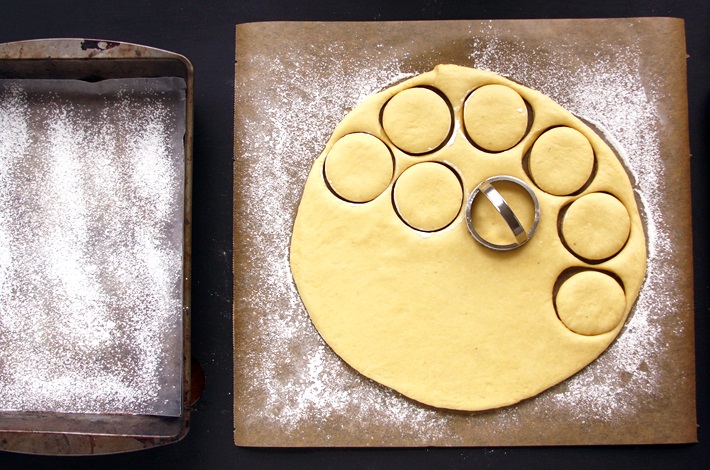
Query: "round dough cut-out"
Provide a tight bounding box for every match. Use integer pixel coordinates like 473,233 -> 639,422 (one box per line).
464,84 -> 528,152
393,162 -> 462,232
562,192 -> 631,261
529,127 -> 594,195
381,87 -> 452,154
290,65 -> 647,411
324,133 -> 394,203
555,270 -> 626,336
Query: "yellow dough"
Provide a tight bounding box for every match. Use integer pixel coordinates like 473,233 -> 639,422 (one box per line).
290,65 -> 647,411
464,84 -> 528,152
562,192 -> 631,260
381,87 -> 452,154
393,162 -> 462,231
324,133 -> 394,203
555,271 -> 626,336
529,126 -> 595,196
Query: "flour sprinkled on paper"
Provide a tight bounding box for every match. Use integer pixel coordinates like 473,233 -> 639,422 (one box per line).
235,31 -> 674,439
470,36 -> 675,422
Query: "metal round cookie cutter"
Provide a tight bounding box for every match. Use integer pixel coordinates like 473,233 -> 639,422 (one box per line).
465,175 -> 541,251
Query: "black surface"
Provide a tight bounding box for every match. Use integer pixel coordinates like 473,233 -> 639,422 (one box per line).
0,1 -> 708,468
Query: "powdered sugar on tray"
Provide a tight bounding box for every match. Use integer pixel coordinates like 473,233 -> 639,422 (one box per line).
235,30 -> 678,440
0,78 -> 185,416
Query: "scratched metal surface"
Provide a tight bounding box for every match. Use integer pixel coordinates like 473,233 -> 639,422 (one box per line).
0,39 -> 193,455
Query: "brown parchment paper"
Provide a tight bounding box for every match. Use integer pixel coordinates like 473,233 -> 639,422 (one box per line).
233,18 -> 696,446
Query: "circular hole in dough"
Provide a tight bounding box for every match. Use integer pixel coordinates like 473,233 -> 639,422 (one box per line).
529,127 -> 594,196
561,192 -> 631,261
381,87 -> 452,155
393,162 -> 463,232
555,270 -> 626,336
468,180 -> 537,247
323,133 -> 394,203
463,84 -> 529,152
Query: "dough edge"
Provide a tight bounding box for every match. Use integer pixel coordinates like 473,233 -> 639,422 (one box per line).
290,64 -> 647,411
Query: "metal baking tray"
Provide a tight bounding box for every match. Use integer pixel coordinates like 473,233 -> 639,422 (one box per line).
0,39 -> 193,455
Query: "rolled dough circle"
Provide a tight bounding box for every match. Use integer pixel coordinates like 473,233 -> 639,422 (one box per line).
555,270 -> 626,336
529,127 -> 594,195
324,133 -> 393,203
290,65 -> 646,411
463,84 -> 528,152
393,162 -> 462,232
381,87 -> 452,154
562,192 -> 631,260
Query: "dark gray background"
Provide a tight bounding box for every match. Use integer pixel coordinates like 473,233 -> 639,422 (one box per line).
0,1 -> 707,468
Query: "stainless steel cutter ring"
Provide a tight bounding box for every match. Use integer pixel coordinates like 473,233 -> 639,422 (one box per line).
465,175 -> 541,251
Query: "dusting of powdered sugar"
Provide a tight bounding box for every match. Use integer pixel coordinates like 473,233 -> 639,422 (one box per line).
235,28 -> 680,442
234,44 -> 454,440
0,78 -> 185,416
470,32 -> 679,423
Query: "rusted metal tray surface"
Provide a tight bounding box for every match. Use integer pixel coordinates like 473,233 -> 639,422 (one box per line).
0,39 -> 193,455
